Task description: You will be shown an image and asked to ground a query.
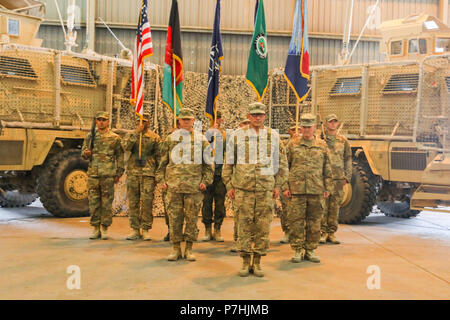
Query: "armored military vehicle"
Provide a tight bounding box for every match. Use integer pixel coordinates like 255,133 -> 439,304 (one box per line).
0,0 -> 158,217
309,14 -> 450,223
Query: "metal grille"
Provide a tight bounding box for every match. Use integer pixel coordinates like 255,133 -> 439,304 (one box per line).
382,73 -> 419,94
61,65 -> 96,86
391,150 -> 427,171
446,76 -> 450,92
330,77 -> 362,95
0,56 -> 37,80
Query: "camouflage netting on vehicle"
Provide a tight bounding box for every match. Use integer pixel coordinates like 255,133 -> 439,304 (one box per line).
113,66 -> 299,217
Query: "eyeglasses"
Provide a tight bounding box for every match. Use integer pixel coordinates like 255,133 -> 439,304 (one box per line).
249,114 -> 265,118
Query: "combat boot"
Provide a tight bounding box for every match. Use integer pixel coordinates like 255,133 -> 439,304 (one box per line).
184,241 -> 196,261
280,233 -> 289,244
319,232 -> 328,244
202,225 -> 212,241
142,229 -> 151,241
126,229 -> 141,240
89,226 -> 101,239
167,242 -> 182,261
100,226 -> 109,240
252,254 -> 264,277
327,233 -> 340,244
238,254 -> 251,277
291,250 -> 303,263
163,232 -> 170,242
304,250 -> 320,263
230,241 -> 239,252
213,227 -> 224,242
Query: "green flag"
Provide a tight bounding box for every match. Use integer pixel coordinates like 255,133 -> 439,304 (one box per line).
246,0 -> 268,101
162,0 -> 183,117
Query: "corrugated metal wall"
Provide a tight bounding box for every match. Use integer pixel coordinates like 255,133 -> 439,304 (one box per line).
37,0 -> 445,74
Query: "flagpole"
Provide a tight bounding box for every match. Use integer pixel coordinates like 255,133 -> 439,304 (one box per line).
295,98 -> 299,135
139,118 -> 143,159
138,0 -> 144,159
213,106 -> 217,157
172,57 -> 177,128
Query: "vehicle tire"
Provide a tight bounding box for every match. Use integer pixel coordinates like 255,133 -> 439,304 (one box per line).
0,190 -> 38,208
377,200 -> 420,218
339,159 -> 378,224
37,149 -> 89,217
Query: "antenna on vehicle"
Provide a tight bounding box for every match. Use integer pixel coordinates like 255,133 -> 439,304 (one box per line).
339,0 -> 354,65
346,0 -> 381,65
98,16 -> 132,59
53,0 -> 67,41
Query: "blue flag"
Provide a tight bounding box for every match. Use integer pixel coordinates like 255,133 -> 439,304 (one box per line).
284,0 -> 310,102
205,0 -> 223,126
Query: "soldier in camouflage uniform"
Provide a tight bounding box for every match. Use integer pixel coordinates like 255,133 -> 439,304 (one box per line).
230,117 -> 251,253
122,113 -> 161,241
282,113 -> 333,263
161,120 -> 180,242
156,108 -> 214,262
320,114 -> 352,244
223,102 -> 288,277
82,111 -> 124,240
202,110 -> 227,242
279,123 -> 302,244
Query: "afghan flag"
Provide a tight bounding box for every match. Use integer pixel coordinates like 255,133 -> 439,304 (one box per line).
246,0 -> 268,101
284,0 -> 310,102
162,0 -> 183,116
205,0 -> 223,126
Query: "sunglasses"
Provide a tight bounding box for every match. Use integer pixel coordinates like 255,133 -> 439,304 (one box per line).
96,118 -> 109,122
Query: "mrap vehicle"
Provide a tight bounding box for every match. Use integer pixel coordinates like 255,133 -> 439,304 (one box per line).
308,14 -> 450,223
0,0 -> 158,217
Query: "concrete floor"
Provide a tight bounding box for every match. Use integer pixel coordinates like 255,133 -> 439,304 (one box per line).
0,200 -> 449,300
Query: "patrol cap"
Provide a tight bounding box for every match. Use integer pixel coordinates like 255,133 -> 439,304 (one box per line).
240,118 -> 251,126
248,102 -> 266,115
325,113 -> 339,122
178,108 -> 195,119
300,113 -> 316,127
95,111 -> 109,119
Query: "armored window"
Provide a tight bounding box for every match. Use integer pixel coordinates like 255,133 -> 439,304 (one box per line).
7,19 -> 20,36
419,39 -> 427,54
0,56 -> 37,80
435,38 -> 450,53
445,77 -> 450,93
330,77 -> 362,95
60,65 -> 96,86
408,39 -> 418,53
424,21 -> 439,30
382,74 -> 419,94
390,40 -> 403,56
408,39 -> 427,54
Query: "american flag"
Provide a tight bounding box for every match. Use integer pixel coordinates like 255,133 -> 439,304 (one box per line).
131,0 -> 153,118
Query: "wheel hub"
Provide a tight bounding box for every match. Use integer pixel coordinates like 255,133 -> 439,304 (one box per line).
341,183 -> 353,207
64,170 -> 88,201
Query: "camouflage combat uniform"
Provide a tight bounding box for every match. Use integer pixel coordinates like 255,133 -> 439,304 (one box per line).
230,119 -> 252,250
156,112 -> 214,260
81,120 -> 124,231
122,125 -> 161,235
279,137 -> 292,237
321,123 -> 352,239
284,116 -> 332,261
222,124 -> 288,258
202,127 -> 227,240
